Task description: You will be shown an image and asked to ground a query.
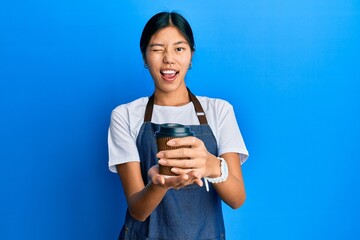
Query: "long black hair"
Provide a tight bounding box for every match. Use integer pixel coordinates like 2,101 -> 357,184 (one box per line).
140,12 -> 195,60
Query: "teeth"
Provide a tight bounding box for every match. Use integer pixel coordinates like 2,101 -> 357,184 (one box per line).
161,70 -> 176,74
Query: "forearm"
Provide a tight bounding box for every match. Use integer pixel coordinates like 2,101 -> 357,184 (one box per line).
211,174 -> 246,209
206,153 -> 246,209
127,181 -> 168,221
116,163 -> 168,222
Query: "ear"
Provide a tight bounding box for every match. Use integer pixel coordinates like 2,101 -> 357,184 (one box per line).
142,54 -> 147,65
189,51 -> 194,66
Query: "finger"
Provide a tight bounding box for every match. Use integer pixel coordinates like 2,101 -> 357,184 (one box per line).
163,174 -> 189,188
172,175 -> 202,189
159,158 -> 203,169
158,148 -> 208,163
179,177 -> 203,188
194,177 -> 203,187
173,178 -> 196,190
148,164 -> 160,177
150,174 -> 166,186
171,167 -> 204,178
164,172 -> 204,189
172,170 -> 203,188
148,165 -> 165,186
186,171 -> 203,187
170,167 -> 192,175
157,147 -> 193,159
167,136 -> 203,148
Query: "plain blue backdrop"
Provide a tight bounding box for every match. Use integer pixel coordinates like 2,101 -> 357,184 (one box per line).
1,0 -> 359,239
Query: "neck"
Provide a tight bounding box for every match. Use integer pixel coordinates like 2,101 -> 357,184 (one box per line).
154,86 -> 190,106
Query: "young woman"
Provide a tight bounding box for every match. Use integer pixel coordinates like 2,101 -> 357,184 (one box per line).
108,12 -> 249,240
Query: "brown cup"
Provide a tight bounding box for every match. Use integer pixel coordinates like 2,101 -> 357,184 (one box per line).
155,123 -> 194,175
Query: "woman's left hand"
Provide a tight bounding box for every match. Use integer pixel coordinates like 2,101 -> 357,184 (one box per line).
156,136 -> 221,181
157,136 -> 246,208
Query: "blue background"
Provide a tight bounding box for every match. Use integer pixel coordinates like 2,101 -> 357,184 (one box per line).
1,0 -> 359,239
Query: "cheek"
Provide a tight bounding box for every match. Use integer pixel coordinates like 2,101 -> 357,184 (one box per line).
179,54 -> 192,65
148,66 -> 160,78
147,55 -> 163,67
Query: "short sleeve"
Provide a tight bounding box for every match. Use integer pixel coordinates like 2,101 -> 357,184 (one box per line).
217,102 -> 249,164
108,107 -> 140,173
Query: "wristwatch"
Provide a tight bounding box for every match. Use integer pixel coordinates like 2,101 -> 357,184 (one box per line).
206,157 -> 229,183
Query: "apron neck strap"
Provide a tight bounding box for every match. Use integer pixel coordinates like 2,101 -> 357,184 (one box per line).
144,88 -> 208,124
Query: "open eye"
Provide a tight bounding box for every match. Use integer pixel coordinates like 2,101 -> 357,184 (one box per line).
176,47 -> 185,52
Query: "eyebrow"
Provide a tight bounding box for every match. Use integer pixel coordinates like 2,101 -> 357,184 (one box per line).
174,41 -> 188,45
149,41 -> 188,48
149,43 -> 164,48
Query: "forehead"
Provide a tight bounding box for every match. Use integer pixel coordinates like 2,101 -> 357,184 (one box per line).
149,26 -> 188,44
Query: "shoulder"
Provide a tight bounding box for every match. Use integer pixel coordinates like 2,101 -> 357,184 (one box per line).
111,97 -> 148,120
112,97 -> 149,112
197,96 -> 233,113
110,97 -> 148,131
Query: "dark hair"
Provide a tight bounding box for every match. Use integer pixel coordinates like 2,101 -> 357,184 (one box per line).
140,12 -> 195,60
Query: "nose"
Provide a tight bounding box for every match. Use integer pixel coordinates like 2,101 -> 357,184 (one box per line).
163,50 -> 175,64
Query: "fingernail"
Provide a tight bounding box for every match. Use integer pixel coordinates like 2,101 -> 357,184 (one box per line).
158,159 -> 166,165
167,140 -> 175,146
171,168 -> 179,174
157,152 -> 164,158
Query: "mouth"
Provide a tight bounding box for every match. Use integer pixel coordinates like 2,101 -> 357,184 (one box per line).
160,69 -> 179,82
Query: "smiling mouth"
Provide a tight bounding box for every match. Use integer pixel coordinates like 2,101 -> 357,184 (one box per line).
160,69 -> 179,81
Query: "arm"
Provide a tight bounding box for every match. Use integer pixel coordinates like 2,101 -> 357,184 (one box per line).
207,152 -> 246,209
116,161 -> 203,221
116,162 -> 167,222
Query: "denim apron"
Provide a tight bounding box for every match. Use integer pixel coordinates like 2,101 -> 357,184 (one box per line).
119,89 -> 225,240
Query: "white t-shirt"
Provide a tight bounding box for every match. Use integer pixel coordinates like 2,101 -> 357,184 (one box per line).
108,96 -> 248,173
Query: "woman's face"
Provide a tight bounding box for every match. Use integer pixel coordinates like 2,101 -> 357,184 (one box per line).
145,26 -> 193,94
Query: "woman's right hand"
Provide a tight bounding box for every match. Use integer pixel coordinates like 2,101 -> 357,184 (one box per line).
148,165 -> 203,190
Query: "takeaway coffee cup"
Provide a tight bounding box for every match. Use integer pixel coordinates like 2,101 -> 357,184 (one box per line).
155,123 -> 194,175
